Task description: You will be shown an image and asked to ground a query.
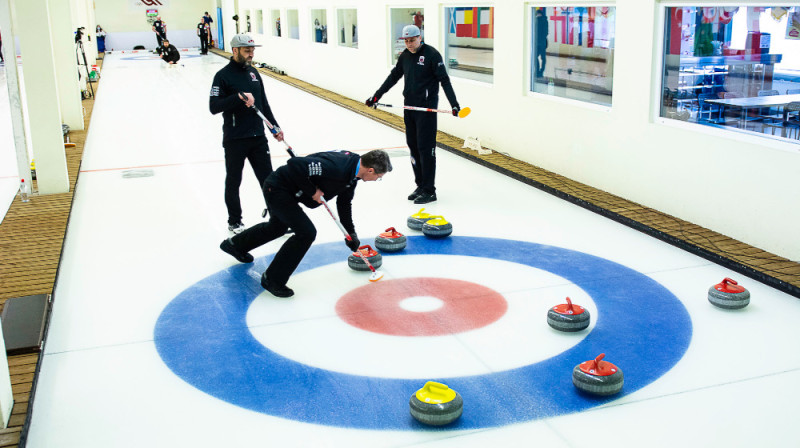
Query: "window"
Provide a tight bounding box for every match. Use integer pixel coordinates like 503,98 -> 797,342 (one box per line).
390,8 -> 424,64
287,9 -> 299,40
256,9 -> 263,35
311,9 -> 328,43
271,10 -> 281,37
246,11 -> 251,33
444,7 -> 494,83
660,6 -> 800,141
337,8 -> 358,48
530,6 -> 616,106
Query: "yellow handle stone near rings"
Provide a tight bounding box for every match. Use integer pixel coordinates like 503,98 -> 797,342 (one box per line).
424,216 -> 449,226
409,381 -> 463,425
410,208 -> 432,219
407,208 -> 435,230
416,381 -> 456,404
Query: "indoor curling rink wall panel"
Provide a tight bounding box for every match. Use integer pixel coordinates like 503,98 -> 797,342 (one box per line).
23,50 -> 800,448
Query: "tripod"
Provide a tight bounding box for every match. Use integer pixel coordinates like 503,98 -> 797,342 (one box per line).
75,34 -> 94,99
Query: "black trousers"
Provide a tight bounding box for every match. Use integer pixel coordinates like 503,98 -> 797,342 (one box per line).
156,33 -> 165,50
403,110 -> 438,194
231,187 -> 317,287
223,135 -> 272,224
199,34 -> 208,53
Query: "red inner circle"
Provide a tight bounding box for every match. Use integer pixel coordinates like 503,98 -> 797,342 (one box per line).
335,277 -> 508,336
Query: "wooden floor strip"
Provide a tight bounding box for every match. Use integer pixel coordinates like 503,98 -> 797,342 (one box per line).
0,59 -> 99,448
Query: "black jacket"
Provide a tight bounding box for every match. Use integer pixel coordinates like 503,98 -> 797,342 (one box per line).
161,45 -> 180,63
153,20 -> 166,38
209,59 -> 280,142
376,43 -> 459,109
266,151 -> 360,234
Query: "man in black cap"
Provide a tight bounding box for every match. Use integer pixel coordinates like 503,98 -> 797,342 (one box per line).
160,38 -> 180,64
220,149 -> 392,298
365,24 -> 460,205
210,33 -> 284,234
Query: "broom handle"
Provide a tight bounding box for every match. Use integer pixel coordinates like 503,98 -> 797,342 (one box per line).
319,197 -> 352,240
238,92 -> 297,158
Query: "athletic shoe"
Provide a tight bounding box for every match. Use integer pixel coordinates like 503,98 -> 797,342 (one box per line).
407,188 -> 423,201
220,238 -> 253,263
261,273 -> 294,297
413,192 -> 437,204
228,221 -> 245,234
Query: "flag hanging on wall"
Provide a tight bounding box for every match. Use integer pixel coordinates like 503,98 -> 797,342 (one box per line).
452,7 -> 493,38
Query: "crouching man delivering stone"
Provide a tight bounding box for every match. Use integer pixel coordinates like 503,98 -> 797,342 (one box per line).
219,149 -> 392,297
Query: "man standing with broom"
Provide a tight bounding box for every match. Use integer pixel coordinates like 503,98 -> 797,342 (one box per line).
365,25 -> 460,205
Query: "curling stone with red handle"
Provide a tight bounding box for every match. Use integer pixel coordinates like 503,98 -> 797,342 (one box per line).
347,245 -> 383,271
572,353 -> 624,396
708,277 -> 750,309
547,297 -> 590,332
374,227 -> 407,252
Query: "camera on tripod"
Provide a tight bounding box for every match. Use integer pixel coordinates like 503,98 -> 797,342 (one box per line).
75,27 -> 85,43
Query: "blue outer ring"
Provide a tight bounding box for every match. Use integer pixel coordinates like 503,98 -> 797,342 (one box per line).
154,236 -> 692,429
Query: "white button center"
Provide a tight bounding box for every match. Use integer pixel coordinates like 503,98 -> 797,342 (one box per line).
398,296 -> 445,312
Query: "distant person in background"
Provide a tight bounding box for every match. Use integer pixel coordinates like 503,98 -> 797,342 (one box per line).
197,18 -> 209,55
152,16 -> 167,53
159,38 -> 180,65
534,8 -> 548,79
96,25 -> 107,54
412,10 -> 425,39
275,17 -> 281,37
203,12 -> 214,46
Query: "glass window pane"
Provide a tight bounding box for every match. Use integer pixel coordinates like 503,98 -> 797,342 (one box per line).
288,9 -> 299,40
660,6 -> 800,141
390,8 -> 424,65
256,10 -> 263,35
271,10 -> 281,37
530,6 -> 615,106
337,9 -> 358,48
443,7 -> 494,83
311,9 -> 328,43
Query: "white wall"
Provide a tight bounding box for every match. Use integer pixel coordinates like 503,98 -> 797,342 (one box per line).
235,0 -> 800,261
94,0 -> 217,49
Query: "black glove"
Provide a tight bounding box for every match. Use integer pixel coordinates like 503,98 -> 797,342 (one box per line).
365,95 -> 379,108
345,235 -> 360,252
452,105 -> 461,117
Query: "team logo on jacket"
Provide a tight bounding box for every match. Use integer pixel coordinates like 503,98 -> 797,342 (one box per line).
250,72 -> 258,81
418,56 -> 425,65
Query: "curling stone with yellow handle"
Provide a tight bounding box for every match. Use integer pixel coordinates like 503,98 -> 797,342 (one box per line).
421,216 -> 453,238
407,208 -> 434,230
409,381 -> 463,426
